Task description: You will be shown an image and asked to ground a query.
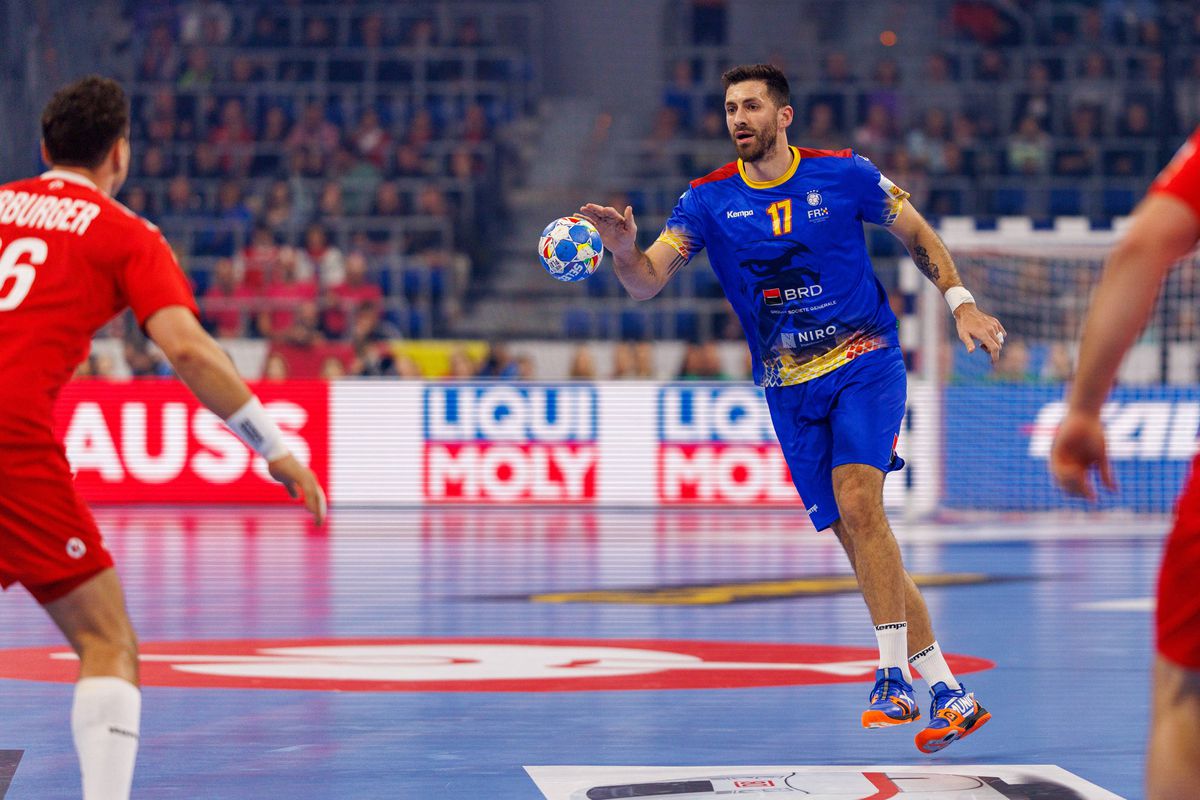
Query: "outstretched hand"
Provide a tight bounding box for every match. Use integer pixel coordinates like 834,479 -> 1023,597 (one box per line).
954,303 -> 1007,363
577,204 -> 638,256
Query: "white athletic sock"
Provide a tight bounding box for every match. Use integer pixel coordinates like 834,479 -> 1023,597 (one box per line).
72,677 -> 141,800
874,621 -> 911,681
908,641 -> 961,691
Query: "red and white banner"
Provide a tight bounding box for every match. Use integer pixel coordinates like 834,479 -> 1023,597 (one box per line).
54,380 -> 329,504
421,385 -> 598,504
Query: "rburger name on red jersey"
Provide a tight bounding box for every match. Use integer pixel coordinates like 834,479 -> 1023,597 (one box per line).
0,189 -> 101,236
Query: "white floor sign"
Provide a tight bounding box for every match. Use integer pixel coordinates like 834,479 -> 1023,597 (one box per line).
524,765 -> 1124,800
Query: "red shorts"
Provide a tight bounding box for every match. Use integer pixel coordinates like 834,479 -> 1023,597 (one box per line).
0,440 -> 113,604
1158,455 -> 1200,669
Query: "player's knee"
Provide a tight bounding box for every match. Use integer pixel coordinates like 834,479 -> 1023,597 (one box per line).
77,626 -> 138,674
835,492 -> 882,534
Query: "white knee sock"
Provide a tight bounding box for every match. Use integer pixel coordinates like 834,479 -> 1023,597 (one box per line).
908,641 -> 960,690
874,621 -> 912,681
72,677 -> 141,800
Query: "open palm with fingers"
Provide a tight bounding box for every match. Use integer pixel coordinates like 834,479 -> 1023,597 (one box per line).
577,203 -> 638,255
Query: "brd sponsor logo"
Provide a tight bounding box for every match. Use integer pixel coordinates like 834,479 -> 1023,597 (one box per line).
424,386 -> 598,502
658,387 -> 795,504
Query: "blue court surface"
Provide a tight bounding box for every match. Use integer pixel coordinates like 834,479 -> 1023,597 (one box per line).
0,508 -> 1164,799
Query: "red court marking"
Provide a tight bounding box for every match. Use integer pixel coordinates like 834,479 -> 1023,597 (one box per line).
0,638 -> 994,693
862,772 -> 900,800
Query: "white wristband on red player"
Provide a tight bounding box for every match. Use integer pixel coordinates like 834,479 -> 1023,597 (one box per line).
226,397 -> 289,462
944,286 -> 975,313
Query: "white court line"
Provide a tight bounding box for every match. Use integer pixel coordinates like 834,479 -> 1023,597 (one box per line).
1075,597 -> 1155,612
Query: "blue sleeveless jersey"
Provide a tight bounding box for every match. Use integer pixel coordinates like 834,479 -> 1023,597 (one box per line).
656,146 -> 908,387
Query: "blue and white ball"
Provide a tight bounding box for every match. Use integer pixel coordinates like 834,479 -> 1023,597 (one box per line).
538,216 -> 604,282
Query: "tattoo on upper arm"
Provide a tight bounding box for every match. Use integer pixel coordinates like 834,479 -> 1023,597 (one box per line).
913,244 -> 940,281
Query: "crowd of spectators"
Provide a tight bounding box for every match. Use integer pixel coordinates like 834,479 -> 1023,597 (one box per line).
109,1 -> 522,375
634,2 -> 1199,218
68,0 -> 1200,386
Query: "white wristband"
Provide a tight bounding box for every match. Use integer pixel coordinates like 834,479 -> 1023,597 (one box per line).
226,397 -> 290,462
944,286 -> 975,313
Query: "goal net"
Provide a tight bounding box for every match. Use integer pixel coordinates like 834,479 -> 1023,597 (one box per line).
919,220 -> 1200,518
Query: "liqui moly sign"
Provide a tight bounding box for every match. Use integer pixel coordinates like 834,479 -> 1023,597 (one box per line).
423,385 -> 598,503
657,385 -> 796,504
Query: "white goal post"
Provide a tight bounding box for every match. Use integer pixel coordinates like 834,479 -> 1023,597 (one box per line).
901,215 -> 1198,519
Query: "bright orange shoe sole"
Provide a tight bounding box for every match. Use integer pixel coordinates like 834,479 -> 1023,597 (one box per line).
861,708 -> 920,728
914,706 -> 992,753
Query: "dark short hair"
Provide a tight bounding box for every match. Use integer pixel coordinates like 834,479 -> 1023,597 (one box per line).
41,76 -> 129,169
721,63 -> 791,108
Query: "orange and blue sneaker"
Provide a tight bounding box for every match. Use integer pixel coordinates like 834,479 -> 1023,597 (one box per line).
861,667 -> 920,728
914,682 -> 992,753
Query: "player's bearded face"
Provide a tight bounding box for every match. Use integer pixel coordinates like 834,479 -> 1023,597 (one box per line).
725,84 -> 784,163
732,116 -> 778,163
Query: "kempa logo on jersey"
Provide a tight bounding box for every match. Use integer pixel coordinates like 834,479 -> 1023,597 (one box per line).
763,284 -> 823,306
657,386 -> 796,504
424,385 -> 598,502
726,209 -> 754,219
1027,400 -> 1200,459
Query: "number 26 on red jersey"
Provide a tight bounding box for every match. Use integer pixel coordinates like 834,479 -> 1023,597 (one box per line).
0,237 -> 48,311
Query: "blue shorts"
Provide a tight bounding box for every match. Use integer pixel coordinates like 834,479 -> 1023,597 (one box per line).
764,347 -> 906,531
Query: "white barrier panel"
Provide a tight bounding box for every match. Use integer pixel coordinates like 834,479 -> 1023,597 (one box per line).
330,380 -> 934,513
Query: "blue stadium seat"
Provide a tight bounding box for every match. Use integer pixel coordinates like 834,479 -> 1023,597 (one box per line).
989,188 -> 1026,216
384,307 -> 406,332
429,270 -> 445,302
189,269 -> 211,297
402,269 -> 423,303
1048,188 -> 1082,216
1102,188 -> 1136,217
376,268 -> 394,297
692,268 -> 721,298
329,58 -> 365,84
585,269 -> 612,298
673,310 -> 700,341
378,59 -> 414,83
619,309 -> 647,340
406,309 -> 426,338
564,308 -> 592,339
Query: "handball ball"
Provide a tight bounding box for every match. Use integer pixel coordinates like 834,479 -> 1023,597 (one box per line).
538,216 -> 604,282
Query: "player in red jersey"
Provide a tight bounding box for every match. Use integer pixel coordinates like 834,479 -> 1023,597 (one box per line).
1051,127 -> 1200,800
0,76 -> 326,799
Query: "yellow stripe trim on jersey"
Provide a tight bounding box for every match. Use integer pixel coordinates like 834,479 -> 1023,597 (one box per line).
655,228 -> 691,261
765,335 -> 888,386
738,146 -> 801,189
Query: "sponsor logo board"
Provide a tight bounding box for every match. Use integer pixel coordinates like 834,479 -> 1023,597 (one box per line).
53,381 -> 328,504
424,385 -> 598,503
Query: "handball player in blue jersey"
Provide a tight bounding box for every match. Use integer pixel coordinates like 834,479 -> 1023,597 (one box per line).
579,64 -> 1005,753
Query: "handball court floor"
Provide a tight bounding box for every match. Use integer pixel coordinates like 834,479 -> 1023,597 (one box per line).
0,507 -> 1166,799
